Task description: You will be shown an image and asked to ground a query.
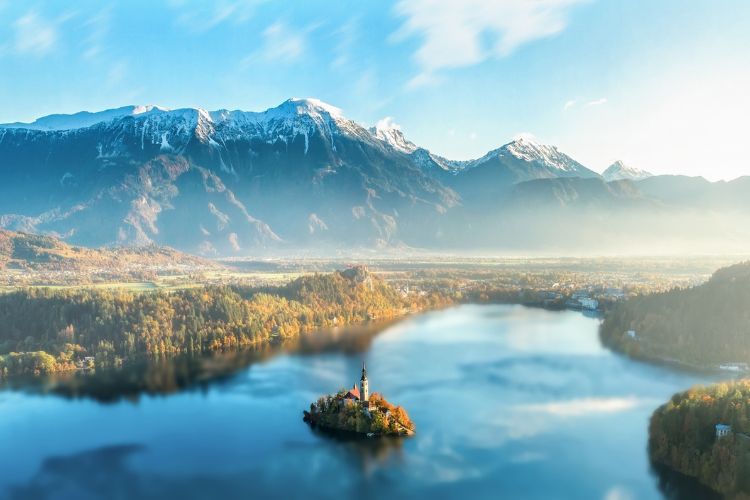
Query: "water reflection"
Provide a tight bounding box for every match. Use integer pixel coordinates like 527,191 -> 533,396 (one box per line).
0,306 -> 723,499
306,426 -> 406,476
0,320 -> 394,403
650,462 -> 721,500
8,445 -> 147,500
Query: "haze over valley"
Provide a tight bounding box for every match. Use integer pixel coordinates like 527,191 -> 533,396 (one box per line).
2,99 -> 748,257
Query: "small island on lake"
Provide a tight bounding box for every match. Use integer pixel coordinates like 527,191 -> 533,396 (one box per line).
303,363 -> 415,437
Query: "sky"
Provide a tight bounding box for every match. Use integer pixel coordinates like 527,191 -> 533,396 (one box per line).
0,0 -> 748,180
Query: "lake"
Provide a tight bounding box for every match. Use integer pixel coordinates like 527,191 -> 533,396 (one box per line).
0,305 -> 721,499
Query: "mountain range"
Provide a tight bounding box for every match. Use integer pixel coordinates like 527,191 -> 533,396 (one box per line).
1,98 -> 748,255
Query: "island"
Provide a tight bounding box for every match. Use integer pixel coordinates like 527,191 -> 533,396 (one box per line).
303,363 -> 415,437
649,380 -> 750,497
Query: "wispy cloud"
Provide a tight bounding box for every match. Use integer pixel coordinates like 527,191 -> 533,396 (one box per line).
81,7 -> 112,60
585,97 -> 608,107
13,11 -> 59,56
331,17 -> 359,69
244,21 -> 312,65
393,0 -> 586,89
168,0 -> 264,32
563,99 -> 577,111
107,60 -> 128,86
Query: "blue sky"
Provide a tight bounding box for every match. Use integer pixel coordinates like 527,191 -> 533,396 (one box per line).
0,0 -> 748,180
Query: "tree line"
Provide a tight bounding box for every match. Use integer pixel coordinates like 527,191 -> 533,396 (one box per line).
649,380 -> 750,496
600,261 -> 750,367
0,268 -> 449,377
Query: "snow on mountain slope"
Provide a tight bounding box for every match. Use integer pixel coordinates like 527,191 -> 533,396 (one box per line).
499,136 -> 598,176
602,160 -> 653,181
369,117 -> 417,153
455,135 -> 599,181
0,98 -> 366,147
1,99 -> 602,184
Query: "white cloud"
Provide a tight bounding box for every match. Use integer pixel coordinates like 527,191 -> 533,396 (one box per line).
107,60 -> 128,86
603,486 -> 635,500
81,8 -> 111,60
245,21 -> 307,64
13,11 -> 58,55
169,0 -> 263,32
518,396 -> 642,417
375,116 -> 401,131
563,99 -> 577,111
393,0 -> 586,88
331,17 -> 359,69
585,97 -> 608,107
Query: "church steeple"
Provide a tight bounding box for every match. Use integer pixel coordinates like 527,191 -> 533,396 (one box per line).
360,362 -> 369,403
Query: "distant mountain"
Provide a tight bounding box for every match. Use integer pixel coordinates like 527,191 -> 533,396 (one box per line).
602,160 -> 652,181
0,105 -> 169,131
448,137 -> 600,201
1,98 -> 749,255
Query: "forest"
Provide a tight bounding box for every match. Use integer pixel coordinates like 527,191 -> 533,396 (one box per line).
649,380 -> 750,497
600,261 -> 750,367
0,267 -> 449,377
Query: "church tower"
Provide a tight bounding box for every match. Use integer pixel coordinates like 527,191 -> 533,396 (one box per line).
360,362 -> 369,403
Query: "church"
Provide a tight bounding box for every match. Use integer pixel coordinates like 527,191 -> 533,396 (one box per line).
343,363 -> 370,409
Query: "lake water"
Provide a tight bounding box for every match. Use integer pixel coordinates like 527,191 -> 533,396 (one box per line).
0,305 -> 720,499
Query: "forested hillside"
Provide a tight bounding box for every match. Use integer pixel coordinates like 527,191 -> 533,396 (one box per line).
649,380 -> 750,497
600,261 -> 750,367
0,230 -> 207,270
0,267 -> 448,376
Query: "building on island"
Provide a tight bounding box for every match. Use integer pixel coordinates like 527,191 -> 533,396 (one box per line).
343,385 -> 360,402
716,423 -> 732,439
341,363 -> 370,409
360,362 -> 369,409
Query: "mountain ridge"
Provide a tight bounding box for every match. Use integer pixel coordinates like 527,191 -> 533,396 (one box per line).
1,98 -> 749,255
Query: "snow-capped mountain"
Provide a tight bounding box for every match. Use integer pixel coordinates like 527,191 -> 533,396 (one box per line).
1,98 -> 748,254
602,160 -> 653,181
368,117 -> 417,154
0,105 -> 168,131
468,136 -> 599,178
0,98 -> 456,253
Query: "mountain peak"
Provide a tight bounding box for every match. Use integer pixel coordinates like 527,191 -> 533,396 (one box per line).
602,160 -> 652,181
501,136 -> 574,171
369,117 -> 417,153
279,98 -> 344,118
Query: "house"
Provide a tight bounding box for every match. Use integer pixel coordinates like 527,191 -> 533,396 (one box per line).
716,423 -> 732,439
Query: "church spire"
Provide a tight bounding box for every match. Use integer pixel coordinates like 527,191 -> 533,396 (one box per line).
360,361 -> 369,403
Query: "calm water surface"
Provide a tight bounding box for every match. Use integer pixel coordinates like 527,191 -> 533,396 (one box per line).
0,305 -> 719,499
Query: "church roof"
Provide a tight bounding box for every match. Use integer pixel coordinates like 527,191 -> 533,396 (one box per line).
344,384 -> 360,400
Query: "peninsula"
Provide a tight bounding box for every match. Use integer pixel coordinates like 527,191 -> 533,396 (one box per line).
600,261 -> 750,370
303,363 -> 415,437
649,380 -> 750,497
